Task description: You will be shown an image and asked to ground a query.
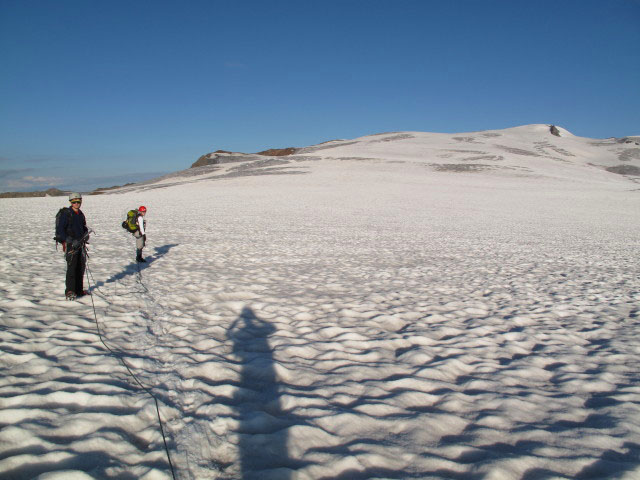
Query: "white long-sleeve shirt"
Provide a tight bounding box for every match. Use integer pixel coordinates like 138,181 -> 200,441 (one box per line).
137,214 -> 146,235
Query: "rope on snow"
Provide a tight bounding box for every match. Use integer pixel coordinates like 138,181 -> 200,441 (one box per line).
83,244 -> 177,480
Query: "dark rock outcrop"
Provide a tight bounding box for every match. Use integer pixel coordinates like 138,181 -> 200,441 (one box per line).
256,147 -> 298,156
606,165 -> 640,176
191,147 -> 298,168
550,125 -> 561,137
192,154 -> 221,168
617,137 -> 640,146
191,150 -> 240,167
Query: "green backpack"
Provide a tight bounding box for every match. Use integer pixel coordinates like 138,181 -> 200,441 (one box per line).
122,209 -> 139,233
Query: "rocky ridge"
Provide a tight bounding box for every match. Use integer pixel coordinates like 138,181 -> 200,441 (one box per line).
191,147 -> 298,168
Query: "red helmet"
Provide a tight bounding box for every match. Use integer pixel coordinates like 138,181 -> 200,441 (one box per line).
138,206 -> 147,212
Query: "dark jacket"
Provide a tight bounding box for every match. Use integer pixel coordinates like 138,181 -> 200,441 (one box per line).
57,208 -> 88,242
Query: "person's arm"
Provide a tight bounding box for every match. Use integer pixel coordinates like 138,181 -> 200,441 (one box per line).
138,215 -> 146,235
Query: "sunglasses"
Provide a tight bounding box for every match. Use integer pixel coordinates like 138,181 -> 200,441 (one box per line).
71,200 -> 82,204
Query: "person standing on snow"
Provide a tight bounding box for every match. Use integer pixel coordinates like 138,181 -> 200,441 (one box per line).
57,193 -> 89,300
134,206 -> 147,262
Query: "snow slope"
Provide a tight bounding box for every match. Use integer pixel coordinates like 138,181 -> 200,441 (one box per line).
1,125 -> 640,479
114,124 -> 640,194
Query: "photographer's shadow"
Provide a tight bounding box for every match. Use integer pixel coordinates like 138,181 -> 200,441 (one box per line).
229,307 -> 306,479
96,243 -> 179,288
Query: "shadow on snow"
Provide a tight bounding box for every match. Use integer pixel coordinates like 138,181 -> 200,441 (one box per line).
228,307 -> 308,479
92,244 -> 179,290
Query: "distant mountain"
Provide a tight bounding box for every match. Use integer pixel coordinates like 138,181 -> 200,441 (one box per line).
0,187 -> 67,199
87,125 -> 640,195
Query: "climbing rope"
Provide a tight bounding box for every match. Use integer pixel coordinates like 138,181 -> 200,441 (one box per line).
83,246 -> 177,480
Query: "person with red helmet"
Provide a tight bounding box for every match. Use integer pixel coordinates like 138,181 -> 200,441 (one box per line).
134,205 -> 147,262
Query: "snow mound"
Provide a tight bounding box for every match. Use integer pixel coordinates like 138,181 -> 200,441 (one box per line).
106,124 -> 640,195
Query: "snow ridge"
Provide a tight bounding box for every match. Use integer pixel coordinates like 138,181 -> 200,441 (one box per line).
111,124 -> 640,194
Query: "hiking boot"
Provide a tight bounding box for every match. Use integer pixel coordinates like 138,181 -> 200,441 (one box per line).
77,290 -> 90,297
65,291 -> 77,301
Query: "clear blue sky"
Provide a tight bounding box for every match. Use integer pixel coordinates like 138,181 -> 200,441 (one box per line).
1,0 -> 639,192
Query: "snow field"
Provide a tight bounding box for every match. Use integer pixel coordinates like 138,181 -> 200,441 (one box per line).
1,133 -> 640,479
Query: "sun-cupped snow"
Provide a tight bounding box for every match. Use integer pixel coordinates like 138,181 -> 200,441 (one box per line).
1,125 -> 639,479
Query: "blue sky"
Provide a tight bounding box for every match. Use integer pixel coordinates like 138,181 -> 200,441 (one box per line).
1,0 -> 639,192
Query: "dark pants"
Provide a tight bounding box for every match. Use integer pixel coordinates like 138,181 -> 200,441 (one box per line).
65,246 -> 86,295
